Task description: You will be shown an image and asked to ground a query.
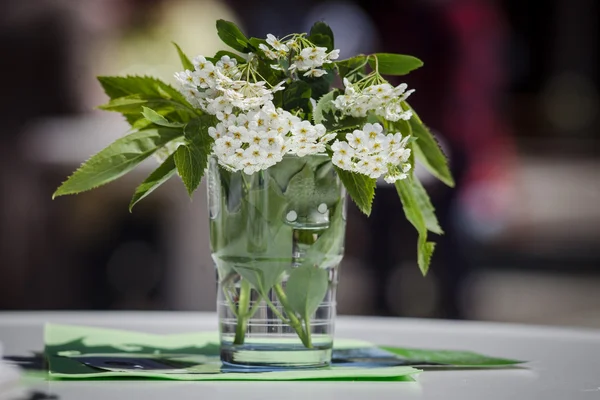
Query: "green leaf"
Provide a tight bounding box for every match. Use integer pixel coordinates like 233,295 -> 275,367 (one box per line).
336,55 -> 368,81
174,118 -> 213,196
334,167 -> 376,216
308,33 -> 333,53
418,238 -> 436,277
98,75 -> 188,103
285,163 -> 339,215
283,80 -> 312,112
285,265 -> 329,319
268,157 -> 307,191
395,178 -> 436,275
216,19 -> 251,53
369,53 -> 423,76
313,90 -> 338,125
299,198 -> 345,270
174,145 -> 202,196
99,94 -> 190,114
172,42 -> 194,70
213,50 -> 246,64
233,263 -> 288,298
141,107 -> 185,128
97,76 -> 196,126
380,347 -> 523,367
302,71 -> 334,101
129,153 -> 177,211
53,127 -> 183,198
248,176 -> 289,226
404,102 -> 454,187
308,21 -> 335,52
411,176 -> 443,234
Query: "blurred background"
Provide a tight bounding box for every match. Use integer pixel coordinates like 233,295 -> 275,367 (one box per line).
0,0 -> 598,327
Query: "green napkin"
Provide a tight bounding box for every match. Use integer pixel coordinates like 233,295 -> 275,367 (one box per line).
44,324 -> 522,381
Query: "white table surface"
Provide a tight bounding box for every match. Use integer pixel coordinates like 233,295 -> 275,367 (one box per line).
1,312 -> 599,400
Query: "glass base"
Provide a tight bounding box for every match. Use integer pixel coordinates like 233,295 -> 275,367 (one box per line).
220,343 -> 332,369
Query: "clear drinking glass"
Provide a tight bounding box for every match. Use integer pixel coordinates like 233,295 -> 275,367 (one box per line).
207,154 -> 346,368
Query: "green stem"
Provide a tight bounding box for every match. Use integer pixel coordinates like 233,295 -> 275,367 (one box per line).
303,314 -> 313,348
263,296 -> 292,325
223,288 -> 238,318
247,295 -> 262,319
273,283 -> 313,348
233,279 -> 251,345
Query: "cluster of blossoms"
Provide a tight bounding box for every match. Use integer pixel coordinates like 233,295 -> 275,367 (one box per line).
174,33 -> 414,181
175,52 -> 335,174
331,123 -> 411,183
333,78 -> 415,122
259,34 -> 340,78
175,55 -> 282,114
206,101 -> 333,174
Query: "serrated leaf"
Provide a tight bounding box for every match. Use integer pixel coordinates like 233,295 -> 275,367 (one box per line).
418,239 -> 436,276
172,42 -> 193,70
174,118 -> 213,196
129,153 -> 177,211
99,94 -> 190,114
97,76 -> 196,126
174,145 -> 203,196
141,107 -> 185,128
313,90 -> 337,125
334,167 -> 376,216
369,53 -> 423,76
216,19 -> 250,53
308,21 -> 335,52
98,75 -> 188,103
283,80 -> 312,112
411,176 -> 443,234
285,265 -> 329,319
403,102 -> 454,187
53,127 -> 183,198
395,177 -> 436,275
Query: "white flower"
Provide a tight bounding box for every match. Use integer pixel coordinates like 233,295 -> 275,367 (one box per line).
327,49 -> 340,61
214,137 -> 242,156
332,153 -> 352,170
266,34 -> 289,52
346,129 -> 367,149
333,78 -> 416,124
174,70 -> 198,87
259,43 -> 278,60
331,122 -> 411,181
192,55 -> 211,71
208,123 -> 227,140
216,55 -> 237,72
291,120 -> 314,137
303,68 -> 327,78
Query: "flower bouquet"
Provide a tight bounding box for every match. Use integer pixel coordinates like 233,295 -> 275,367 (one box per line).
54,20 -> 453,368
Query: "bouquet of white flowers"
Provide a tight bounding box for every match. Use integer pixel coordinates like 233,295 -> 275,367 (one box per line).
54,20 -> 452,276
54,19 -> 453,366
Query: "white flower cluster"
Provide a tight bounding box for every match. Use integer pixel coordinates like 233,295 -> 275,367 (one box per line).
208,101 -> 333,174
333,78 -> 415,122
259,34 -> 340,78
331,123 -> 411,183
175,55 -> 283,114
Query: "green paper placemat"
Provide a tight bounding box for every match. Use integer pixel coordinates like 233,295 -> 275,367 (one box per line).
44,324 -> 523,381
